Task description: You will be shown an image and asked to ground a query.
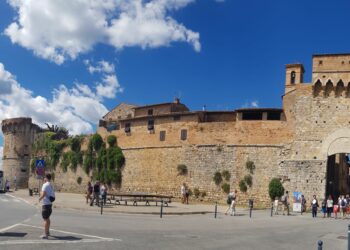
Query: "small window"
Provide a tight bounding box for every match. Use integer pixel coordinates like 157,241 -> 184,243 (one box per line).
117,116 -> 122,119
127,114 -> 132,118
181,129 -> 187,140
267,112 -> 281,120
291,71 -> 296,84
148,120 -> 154,131
242,112 -> 263,120
319,60 -> 323,65
125,123 -> 131,133
148,109 -> 153,116
160,131 -> 166,141
174,115 -> 181,121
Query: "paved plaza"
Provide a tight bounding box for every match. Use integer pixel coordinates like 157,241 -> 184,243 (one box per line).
0,190 -> 348,249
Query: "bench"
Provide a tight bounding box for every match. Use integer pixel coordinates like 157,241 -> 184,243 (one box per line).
107,194 -> 173,207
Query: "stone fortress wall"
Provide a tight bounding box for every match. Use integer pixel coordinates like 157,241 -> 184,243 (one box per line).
4,53 -> 350,206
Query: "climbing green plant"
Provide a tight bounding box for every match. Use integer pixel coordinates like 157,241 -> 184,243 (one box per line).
213,171 -> 223,185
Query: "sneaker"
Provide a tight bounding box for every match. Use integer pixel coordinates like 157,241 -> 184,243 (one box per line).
40,234 -> 48,239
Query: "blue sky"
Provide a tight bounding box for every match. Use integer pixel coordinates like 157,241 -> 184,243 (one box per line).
1,0 -> 350,162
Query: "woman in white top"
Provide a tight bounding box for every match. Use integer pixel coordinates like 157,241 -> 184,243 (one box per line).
326,195 -> 333,218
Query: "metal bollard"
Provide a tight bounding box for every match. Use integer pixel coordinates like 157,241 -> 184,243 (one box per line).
160,201 -> 163,218
318,240 -> 323,250
249,199 -> 253,218
100,199 -> 103,215
271,203 -> 273,217
214,202 -> 217,219
348,224 -> 350,250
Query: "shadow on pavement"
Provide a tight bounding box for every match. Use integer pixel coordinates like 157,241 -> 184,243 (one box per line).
0,232 -> 27,237
50,235 -> 82,241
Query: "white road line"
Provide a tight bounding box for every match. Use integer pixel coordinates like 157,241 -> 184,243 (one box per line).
0,198 -> 9,202
0,239 -> 114,245
13,199 -> 20,202
5,194 -> 35,207
19,224 -> 122,242
0,223 -> 21,233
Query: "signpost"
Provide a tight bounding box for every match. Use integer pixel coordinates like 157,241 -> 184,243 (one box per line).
35,160 -> 45,178
35,160 -> 45,194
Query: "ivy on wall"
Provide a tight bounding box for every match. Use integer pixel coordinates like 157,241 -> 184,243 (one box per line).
31,131 -> 125,187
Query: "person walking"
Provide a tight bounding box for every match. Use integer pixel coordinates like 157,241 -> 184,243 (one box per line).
311,195 -> 319,218
181,183 -> 186,204
326,195 -> 333,218
282,191 -> 289,215
13,174 -> 17,191
301,195 -> 307,215
185,184 -> 190,205
86,182 -> 93,204
38,173 -> 55,239
225,190 -> 237,216
274,196 -> 279,215
5,179 -> 10,192
321,199 -> 327,218
339,195 -> 347,219
90,181 -> 100,206
100,183 -> 108,205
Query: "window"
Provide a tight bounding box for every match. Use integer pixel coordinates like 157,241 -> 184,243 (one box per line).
174,115 -> 181,121
291,71 -> 296,84
181,129 -> 187,140
148,109 -> 153,116
148,120 -> 154,131
242,112 -> 263,120
160,131 -> 166,141
267,112 -> 281,120
125,123 -> 131,133
107,123 -> 120,132
319,60 -> 323,65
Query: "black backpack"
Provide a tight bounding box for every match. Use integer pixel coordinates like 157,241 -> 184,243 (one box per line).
227,195 -> 232,204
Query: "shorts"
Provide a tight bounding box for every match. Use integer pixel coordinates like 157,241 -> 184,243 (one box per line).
42,205 -> 52,219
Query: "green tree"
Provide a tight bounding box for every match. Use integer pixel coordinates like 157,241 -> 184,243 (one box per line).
268,178 -> 284,200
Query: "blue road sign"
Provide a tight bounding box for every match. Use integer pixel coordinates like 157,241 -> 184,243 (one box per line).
36,160 -> 45,177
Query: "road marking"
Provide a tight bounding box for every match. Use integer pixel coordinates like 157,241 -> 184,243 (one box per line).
0,223 -> 21,233
5,194 -> 35,207
0,239 -> 114,245
20,224 -> 122,241
0,198 -> 9,202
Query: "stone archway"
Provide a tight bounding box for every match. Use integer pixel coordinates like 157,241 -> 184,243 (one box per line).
322,129 -> 350,198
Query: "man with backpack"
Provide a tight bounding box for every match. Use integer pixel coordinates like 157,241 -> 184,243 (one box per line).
339,195 -> 347,219
225,190 -> 237,216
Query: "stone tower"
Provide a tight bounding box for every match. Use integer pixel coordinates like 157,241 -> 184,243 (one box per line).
1,118 -> 41,188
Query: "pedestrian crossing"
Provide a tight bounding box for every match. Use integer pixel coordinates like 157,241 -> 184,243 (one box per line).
0,196 -> 22,203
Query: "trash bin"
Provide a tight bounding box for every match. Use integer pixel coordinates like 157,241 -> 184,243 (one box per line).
29,189 -> 33,196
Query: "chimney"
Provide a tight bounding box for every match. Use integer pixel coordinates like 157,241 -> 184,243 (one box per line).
174,98 -> 180,104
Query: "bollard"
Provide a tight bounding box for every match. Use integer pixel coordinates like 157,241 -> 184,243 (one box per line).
214,202 -> 217,219
271,203 -> 273,217
100,199 -> 103,215
348,224 -> 350,250
160,200 -> 163,218
249,199 -> 253,218
318,240 -> 323,250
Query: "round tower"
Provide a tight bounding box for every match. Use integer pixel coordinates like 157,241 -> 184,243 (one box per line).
1,118 -> 40,188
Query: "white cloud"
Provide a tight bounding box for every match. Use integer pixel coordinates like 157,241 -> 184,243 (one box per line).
4,0 -> 200,64
241,100 -> 259,108
84,60 -> 115,75
0,62 -> 115,135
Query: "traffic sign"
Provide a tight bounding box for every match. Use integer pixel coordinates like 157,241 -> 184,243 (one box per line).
36,160 -> 45,177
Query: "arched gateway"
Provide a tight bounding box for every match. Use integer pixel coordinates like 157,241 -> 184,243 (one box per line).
322,129 -> 350,199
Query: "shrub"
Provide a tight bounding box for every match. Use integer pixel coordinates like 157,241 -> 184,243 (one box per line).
244,174 -> 253,187
246,160 -> 255,174
90,134 -> 103,151
77,176 -> 82,185
177,164 -> 188,175
221,183 -> 230,194
213,171 -> 223,185
193,188 -> 200,198
69,136 -> 81,153
268,178 -> 284,201
107,135 -> 117,147
239,180 -> 247,193
187,188 -> 193,196
222,170 -> 231,181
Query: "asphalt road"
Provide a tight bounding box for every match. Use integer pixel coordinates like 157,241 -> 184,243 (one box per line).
0,197 -> 349,250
